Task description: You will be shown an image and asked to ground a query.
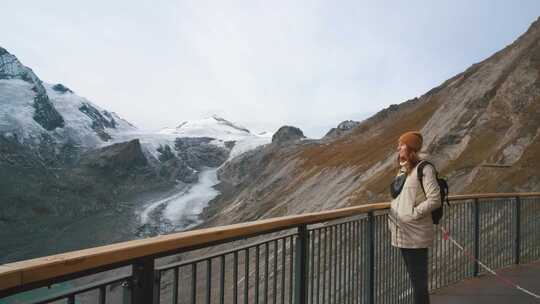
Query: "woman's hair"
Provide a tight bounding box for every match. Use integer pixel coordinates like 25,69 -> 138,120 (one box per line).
397,144 -> 421,175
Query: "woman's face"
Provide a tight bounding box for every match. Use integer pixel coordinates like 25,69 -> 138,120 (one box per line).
397,141 -> 409,161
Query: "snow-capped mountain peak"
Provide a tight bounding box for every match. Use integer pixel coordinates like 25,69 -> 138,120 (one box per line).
0,46 -> 136,148
159,115 -> 253,141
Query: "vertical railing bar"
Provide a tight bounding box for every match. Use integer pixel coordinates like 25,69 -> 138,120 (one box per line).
351,222 -> 355,304
499,200 -> 502,267
294,224 -> 309,304
533,198 -> 540,258
453,202 -> 456,282
378,218 -> 383,304
264,242 -> 269,304
172,268 -> 179,304
281,238 -> 286,304
396,238 -> 400,304
220,255 -> 225,304
349,222 -> 355,304
514,196 -> 521,265
462,202 -> 466,278
446,204 -> 456,284
355,221 -> 359,304
344,222 -> 348,304
274,240 -> 278,304
473,198 -> 480,277
244,249 -> 249,304
358,219 -> 362,304
483,199 -> 487,271
67,294 -> 75,304
367,212 -> 375,304
345,222 -> 349,304
435,216 -> 443,288
316,229 -> 321,304
429,223 -> 433,291
333,225 -> 337,304
155,271 -> 161,304
347,222 -> 353,304
339,223 -> 347,303
339,223 -> 343,304
460,202 -> 464,278
351,222 -> 356,304
310,230 -> 315,304
206,259 -> 212,304
375,217 -> 379,303
347,221 -> 351,304
192,263 -> 197,304
256,245 -> 260,304
234,251 -> 239,304
322,227 -> 327,304
390,226 -> 394,304
508,199 -> 511,265
132,257 -> 155,304
503,200 -> 506,264
98,285 -> 106,304
388,230 -> 394,303
289,237 -> 294,304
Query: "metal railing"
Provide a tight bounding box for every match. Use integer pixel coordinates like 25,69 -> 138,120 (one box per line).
1,193 -> 539,304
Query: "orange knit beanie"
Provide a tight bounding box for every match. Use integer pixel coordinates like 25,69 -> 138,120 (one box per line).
399,131 -> 423,152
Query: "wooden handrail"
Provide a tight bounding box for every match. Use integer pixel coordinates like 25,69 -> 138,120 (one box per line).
449,192 -> 540,201
0,202 -> 389,292
1,192 -> 539,294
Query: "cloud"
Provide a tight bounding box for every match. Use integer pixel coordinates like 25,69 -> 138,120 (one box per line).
1,0 -> 539,138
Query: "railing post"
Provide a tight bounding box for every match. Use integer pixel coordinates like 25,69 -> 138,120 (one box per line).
122,280 -> 132,304
294,224 -> 309,304
473,198 -> 480,277
366,211 -> 375,304
513,196 -> 521,265
132,257 -> 156,304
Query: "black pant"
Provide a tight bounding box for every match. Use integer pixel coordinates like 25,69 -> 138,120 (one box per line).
400,248 -> 430,304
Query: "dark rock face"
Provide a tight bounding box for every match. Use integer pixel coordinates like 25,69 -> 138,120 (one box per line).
52,83 -> 73,93
159,157 -> 199,183
157,144 -> 175,162
79,103 -> 117,141
337,120 -> 360,130
324,120 -> 360,138
174,137 -> 214,150
81,139 -> 148,173
154,138 -> 230,183
271,126 -> 305,144
174,137 -> 229,169
180,144 -> 229,169
32,93 -> 65,131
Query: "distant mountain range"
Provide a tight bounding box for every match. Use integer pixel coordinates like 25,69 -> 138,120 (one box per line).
0,47 -> 276,262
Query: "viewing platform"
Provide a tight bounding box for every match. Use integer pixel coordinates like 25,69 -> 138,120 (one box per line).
1,192 -> 539,304
431,260 -> 540,303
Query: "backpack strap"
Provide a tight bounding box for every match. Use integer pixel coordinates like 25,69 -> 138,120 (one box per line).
417,160 -> 435,196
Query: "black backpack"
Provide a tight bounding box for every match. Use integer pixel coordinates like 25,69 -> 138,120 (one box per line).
417,161 -> 449,225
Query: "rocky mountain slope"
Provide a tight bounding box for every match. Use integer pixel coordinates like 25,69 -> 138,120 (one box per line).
201,17 -> 540,228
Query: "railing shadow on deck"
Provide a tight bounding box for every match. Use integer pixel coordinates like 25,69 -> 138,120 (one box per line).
1,193 -> 539,304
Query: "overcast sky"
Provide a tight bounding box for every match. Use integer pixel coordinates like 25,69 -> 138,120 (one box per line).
1,1 -> 539,138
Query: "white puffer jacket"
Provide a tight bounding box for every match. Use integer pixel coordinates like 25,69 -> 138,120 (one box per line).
388,161 -> 441,248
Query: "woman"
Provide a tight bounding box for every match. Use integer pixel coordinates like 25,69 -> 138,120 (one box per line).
388,131 -> 441,304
